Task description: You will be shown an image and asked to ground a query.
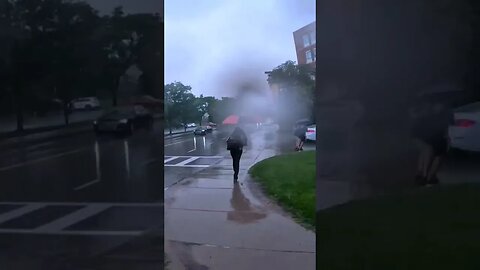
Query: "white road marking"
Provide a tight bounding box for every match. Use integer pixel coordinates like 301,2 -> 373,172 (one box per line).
74,179 -> 100,191
0,229 -> 142,236
174,157 -> 200,166
187,148 -> 196,153
0,204 -> 44,224
165,164 -> 209,168
164,156 -> 178,163
0,148 -> 84,172
35,204 -> 111,232
164,155 -> 223,168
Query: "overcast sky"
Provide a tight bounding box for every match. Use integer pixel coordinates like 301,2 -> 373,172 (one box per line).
165,0 -> 315,97
84,0 -> 162,15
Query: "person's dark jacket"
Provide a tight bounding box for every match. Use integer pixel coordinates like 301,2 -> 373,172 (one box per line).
228,127 -> 248,150
294,125 -> 307,138
411,103 -> 453,142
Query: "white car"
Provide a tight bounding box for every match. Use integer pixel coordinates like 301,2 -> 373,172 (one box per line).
449,102 -> 480,152
306,124 -> 316,141
186,123 -> 196,128
70,97 -> 100,110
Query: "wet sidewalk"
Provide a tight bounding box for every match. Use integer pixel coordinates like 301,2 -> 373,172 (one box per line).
164,126 -> 316,269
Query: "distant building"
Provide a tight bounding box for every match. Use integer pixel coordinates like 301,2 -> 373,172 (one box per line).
293,21 -> 316,68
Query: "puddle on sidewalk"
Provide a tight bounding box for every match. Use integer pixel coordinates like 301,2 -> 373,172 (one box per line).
167,240 -> 209,270
227,183 -> 267,224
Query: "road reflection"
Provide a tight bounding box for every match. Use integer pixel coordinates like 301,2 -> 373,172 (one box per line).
227,182 -> 267,224
124,140 -> 130,178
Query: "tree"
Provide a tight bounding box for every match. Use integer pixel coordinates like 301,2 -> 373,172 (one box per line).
0,0 -> 56,131
0,0 -> 102,130
101,6 -> 139,106
268,60 -> 315,128
194,95 -> 216,125
127,14 -> 163,98
209,97 -> 236,124
47,0 -> 101,125
164,82 -> 197,132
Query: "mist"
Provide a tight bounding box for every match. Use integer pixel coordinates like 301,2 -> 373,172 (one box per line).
164,0 -> 315,98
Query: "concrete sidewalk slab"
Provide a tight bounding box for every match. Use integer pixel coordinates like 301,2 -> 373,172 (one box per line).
166,174 -> 314,267
165,125 -> 315,269
166,240 -> 315,270
165,199 -> 314,252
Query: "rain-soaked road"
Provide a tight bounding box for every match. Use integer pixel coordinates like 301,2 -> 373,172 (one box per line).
0,122 -> 164,269
164,127 -> 233,188
164,124 -> 316,188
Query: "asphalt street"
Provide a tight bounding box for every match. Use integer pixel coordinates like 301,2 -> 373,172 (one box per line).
164,128 -> 233,188
0,121 -> 164,269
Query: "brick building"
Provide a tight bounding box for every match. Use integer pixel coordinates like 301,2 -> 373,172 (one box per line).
293,21 -> 316,67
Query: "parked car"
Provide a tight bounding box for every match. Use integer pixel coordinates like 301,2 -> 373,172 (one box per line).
194,126 -> 207,136
205,125 -> 213,132
448,101 -> 480,152
70,97 -> 100,110
306,124 -> 316,141
185,123 -> 196,128
93,105 -> 153,135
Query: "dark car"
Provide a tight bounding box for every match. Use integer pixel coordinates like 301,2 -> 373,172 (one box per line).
194,126 -> 207,136
93,105 -> 153,135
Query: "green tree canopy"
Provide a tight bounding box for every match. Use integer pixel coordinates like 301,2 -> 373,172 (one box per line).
164,82 -> 197,130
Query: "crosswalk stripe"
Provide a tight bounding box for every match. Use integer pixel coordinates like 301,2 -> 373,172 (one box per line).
0,204 -> 44,225
35,204 -> 111,232
165,164 -> 209,168
175,157 -> 199,166
163,155 -> 224,168
164,156 -> 178,163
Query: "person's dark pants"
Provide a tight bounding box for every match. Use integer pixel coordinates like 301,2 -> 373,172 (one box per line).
230,149 -> 243,179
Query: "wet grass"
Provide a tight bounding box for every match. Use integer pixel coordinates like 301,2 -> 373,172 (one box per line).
317,184 -> 480,270
250,150 -> 315,228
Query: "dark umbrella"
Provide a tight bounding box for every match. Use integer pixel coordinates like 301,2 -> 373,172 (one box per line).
417,84 -> 468,107
295,118 -> 313,126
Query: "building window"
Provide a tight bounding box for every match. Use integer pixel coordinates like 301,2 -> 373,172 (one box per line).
306,50 -> 314,64
303,34 -> 311,47
310,32 -> 316,45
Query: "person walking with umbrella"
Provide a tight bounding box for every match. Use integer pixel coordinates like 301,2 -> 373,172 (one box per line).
226,124 -> 248,182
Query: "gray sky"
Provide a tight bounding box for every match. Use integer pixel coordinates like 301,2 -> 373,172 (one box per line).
84,0 -> 162,15
165,0 -> 315,97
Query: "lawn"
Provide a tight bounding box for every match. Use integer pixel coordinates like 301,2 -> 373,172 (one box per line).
317,184 -> 480,270
250,150 -> 315,228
